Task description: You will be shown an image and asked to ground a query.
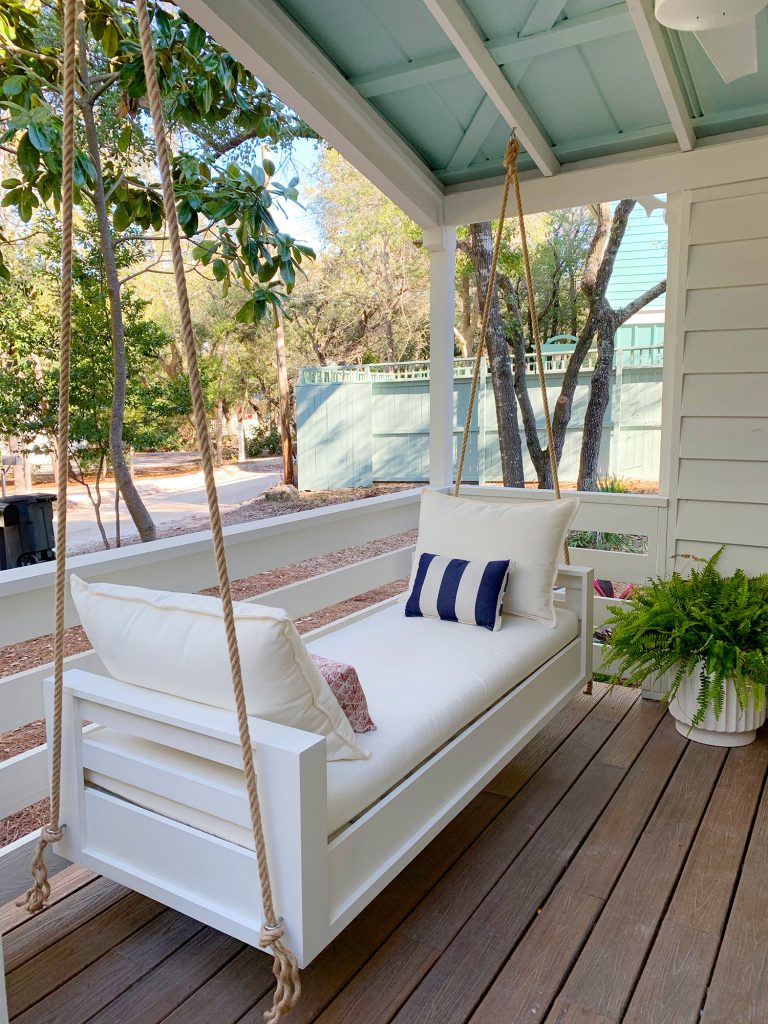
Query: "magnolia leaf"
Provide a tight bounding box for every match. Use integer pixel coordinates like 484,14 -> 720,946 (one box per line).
17,133 -> 39,178
187,21 -> 206,54
2,75 -> 26,97
113,203 -> 132,232
27,122 -> 51,153
102,23 -> 119,58
118,124 -> 132,153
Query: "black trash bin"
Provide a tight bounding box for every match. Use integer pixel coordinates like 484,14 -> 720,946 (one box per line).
0,494 -> 56,570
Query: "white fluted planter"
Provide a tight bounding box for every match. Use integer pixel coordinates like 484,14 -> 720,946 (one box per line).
669,669 -> 766,747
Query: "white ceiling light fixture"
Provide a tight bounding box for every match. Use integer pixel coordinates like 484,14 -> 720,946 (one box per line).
655,0 -> 767,82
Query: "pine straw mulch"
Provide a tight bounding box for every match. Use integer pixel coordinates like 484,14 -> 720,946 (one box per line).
1,485 -> 417,847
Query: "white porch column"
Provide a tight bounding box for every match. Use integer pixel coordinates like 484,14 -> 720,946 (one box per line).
423,226 -> 456,489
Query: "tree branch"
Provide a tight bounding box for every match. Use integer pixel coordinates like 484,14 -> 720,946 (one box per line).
87,73 -> 121,105
211,128 -> 265,157
581,203 -> 610,300
593,199 -> 635,300
615,278 -> 666,324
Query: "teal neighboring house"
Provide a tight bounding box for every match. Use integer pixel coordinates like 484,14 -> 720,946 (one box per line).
296,201 -> 667,489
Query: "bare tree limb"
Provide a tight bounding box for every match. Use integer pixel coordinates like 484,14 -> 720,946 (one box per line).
616,279 -> 666,324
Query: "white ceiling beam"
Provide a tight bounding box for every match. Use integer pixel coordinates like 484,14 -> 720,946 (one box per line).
445,95 -> 499,172
350,6 -> 632,98
176,0 -> 445,228
520,0 -> 568,37
422,0 -> 560,177
443,128 -> 768,224
438,123 -> 679,183
625,0 -> 696,152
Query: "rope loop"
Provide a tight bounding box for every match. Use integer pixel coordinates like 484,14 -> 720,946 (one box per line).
503,133 -> 520,171
17,823 -> 64,912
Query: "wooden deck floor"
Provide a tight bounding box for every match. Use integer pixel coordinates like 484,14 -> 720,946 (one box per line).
4,683 -> 768,1024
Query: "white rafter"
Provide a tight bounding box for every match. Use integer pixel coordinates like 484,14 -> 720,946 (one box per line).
422,0 -> 560,177
350,6 -> 632,99
626,0 -> 696,152
520,0 -> 568,37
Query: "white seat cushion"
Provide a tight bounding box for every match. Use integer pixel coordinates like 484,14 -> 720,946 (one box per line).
71,575 -> 364,761
412,489 -> 579,626
85,601 -> 579,840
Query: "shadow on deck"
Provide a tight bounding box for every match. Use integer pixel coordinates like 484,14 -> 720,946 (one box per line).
4,683 -> 767,1024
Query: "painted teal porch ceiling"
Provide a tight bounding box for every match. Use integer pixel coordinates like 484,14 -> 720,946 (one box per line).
274,0 -> 768,186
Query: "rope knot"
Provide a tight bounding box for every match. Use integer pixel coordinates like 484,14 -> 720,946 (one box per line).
259,918 -> 286,947
504,134 -> 520,172
260,919 -> 301,1022
41,824 -> 64,844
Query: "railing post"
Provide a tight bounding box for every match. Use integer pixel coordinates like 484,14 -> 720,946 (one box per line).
423,226 -> 456,489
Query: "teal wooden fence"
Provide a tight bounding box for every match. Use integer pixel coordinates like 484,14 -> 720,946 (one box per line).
296,337 -> 664,489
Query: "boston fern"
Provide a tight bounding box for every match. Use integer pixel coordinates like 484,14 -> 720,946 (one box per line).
602,549 -> 768,726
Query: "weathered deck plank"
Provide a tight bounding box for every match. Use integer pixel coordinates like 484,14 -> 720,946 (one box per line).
545,739 -> 728,1023
699,753 -> 768,1024
468,706 -> 679,1024
625,736 -> 768,1024
3,692 -> 767,1024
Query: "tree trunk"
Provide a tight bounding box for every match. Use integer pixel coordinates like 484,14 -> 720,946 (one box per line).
78,25 -> 156,542
549,273 -> 561,339
568,271 -> 578,337
469,223 -> 524,487
275,308 -> 295,486
237,412 -> 246,462
498,276 -> 549,487
578,313 -> 616,490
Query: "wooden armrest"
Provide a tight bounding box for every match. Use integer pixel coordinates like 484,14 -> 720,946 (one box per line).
53,669 -> 325,757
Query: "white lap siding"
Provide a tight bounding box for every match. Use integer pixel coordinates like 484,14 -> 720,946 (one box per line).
663,181 -> 768,576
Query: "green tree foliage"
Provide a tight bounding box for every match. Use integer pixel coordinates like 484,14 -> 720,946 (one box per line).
0,0 -> 312,316
0,225 -> 175,545
288,148 -> 429,366
0,0 -> 314,538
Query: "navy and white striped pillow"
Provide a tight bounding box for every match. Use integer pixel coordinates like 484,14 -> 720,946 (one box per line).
405,553 -> 512,631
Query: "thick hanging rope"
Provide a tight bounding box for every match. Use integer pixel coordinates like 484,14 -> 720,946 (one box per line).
454,136 -> 569,564
453,139 -> 515,497
18,0 -> 77,915
133,1 -> 299,1018
453,137 -> 588,689
508,141 -> 565,514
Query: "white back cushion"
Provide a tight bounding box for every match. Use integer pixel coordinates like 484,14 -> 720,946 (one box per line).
70,576 -> 365,761
412,490 -> 579,627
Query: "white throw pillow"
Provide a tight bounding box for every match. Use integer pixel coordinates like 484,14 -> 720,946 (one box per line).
411,490 -> 579,627
70,576 -> 366,761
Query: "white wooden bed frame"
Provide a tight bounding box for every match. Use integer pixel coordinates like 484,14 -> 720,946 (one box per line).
45,564 -> 592,968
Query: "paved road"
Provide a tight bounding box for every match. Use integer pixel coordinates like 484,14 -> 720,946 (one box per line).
61,459 -> 282,552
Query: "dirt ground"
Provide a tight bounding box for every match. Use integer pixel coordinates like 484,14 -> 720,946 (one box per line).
0,484 -> 416,847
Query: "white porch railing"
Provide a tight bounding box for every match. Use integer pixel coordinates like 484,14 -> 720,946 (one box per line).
298,345 -> 664,384
0,485 -> 668,901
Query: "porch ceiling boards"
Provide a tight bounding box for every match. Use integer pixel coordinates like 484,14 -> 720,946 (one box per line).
277,0 -> 768,184
178,0 -> 768,224
5,683 -> 768,1024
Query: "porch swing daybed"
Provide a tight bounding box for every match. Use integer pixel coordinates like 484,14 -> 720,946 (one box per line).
54,543 -> 591,969
23,2 -> 593,1018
